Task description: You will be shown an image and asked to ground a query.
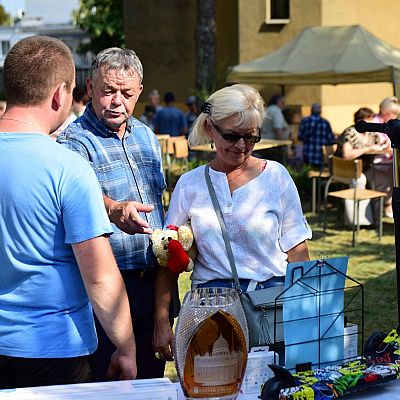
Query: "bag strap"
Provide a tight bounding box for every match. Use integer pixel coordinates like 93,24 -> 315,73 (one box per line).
204,164 -> 242,293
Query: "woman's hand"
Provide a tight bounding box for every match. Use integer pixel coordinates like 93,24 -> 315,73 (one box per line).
153,267 -> 178,361
153,317 -> 175,361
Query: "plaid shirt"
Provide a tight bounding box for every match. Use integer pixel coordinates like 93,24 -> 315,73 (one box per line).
57,102 -> 165,270
298,115 -> 335,167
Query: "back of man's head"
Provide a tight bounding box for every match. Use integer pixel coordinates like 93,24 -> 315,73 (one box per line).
91,47 -> 143,83
4,36 -> 75,107
311,103 -> 321,115
268,94 -> 284,107
164,91 -> 175,104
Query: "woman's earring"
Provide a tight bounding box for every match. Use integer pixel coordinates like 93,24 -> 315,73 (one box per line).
210,141 -> 214,149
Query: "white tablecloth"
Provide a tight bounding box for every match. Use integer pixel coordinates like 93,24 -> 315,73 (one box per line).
1,378 -> 399,399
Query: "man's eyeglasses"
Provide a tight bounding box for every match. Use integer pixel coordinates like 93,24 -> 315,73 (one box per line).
211,122 -> 261,144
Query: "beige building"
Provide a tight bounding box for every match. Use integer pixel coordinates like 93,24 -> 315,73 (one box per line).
124,0 -> 400,133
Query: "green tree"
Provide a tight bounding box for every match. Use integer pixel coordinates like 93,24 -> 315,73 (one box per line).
73,0 -> 125,54
0,5 -> 11,26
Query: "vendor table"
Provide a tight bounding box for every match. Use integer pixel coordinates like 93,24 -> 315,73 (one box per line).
191,138 -> 292,152
175,380 -> 400,399
1,378 -> 399,399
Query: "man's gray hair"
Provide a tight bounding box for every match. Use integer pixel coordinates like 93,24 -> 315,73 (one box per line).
91,47 -> 143,83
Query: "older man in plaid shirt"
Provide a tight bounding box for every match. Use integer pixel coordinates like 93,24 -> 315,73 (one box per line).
298,103 -> 335,169
58,48 -> 172,381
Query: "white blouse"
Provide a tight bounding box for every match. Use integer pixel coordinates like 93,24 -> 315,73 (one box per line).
165,161 -> 312,285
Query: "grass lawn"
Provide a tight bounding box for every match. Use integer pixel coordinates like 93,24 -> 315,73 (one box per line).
163,207 -> 398,381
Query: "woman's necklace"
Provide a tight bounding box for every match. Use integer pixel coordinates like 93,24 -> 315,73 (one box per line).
226,158 -> 254,183
210,158 -> 254,184
0,117 -> 34,125
227,167 -> 247,183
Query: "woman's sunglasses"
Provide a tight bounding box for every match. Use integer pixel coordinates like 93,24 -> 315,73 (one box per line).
211,122 -> 261,144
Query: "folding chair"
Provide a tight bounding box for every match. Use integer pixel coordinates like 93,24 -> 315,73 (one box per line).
165,137 -> 189,193
307,145 -> 335,215
322,156 -> 386,247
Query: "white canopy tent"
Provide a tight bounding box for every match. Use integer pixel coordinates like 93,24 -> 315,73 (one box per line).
227,25 -> 400,95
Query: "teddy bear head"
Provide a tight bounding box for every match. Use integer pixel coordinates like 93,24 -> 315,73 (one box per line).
151,223 -> 196,274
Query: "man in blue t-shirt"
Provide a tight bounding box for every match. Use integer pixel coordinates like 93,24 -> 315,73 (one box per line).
153,91 -> 187,136
0,36 -> 136,389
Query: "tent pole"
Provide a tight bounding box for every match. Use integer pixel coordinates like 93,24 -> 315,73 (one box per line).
393,150 -> 400,324
392,67 -> 398,97
379,122 -> 400,324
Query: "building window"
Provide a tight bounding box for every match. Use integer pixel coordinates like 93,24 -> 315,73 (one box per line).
266,0 -> 290,24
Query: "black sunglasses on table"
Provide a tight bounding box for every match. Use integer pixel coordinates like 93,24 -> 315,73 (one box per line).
211,121 -> 261,144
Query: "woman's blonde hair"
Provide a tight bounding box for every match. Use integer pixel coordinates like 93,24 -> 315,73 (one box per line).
188,84 -> 265,147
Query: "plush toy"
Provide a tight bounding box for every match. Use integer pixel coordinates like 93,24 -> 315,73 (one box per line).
151,223 -> 197,274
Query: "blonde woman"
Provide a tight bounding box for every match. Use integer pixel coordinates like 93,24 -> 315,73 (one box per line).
153,84 -> 311,361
